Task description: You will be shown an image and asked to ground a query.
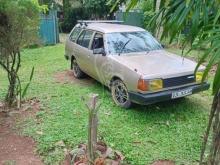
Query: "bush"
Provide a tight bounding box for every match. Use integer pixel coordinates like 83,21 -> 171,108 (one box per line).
0,0 -> 41,107
60,7 -> 89,33
140,0 -> 155,30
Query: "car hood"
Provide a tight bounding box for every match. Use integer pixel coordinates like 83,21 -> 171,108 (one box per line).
110,50 -> 204,79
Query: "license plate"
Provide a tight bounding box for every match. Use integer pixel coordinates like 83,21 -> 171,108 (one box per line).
171,89 -> 192,99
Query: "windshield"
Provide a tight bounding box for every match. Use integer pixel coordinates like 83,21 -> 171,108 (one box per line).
106,31 -> 162,55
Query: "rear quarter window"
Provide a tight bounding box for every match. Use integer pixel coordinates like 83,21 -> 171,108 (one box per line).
69,27 -> 82,42
76,30 -> 94,48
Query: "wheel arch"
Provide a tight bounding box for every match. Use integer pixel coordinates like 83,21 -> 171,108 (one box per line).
110,76 -> 123,87
71,55 -> 76,61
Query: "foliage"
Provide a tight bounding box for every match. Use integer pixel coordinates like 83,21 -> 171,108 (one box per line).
4,44 -> 212,164
38,0 -> 63,9
61,0 -> 113,32
140,0 -> 155,29
60,6 -> 88,32
60,0 -> 113,32
84,0 -> 111,19
22,67 -> 35,98
0,0 -> 41,107
59,0 -> 87,32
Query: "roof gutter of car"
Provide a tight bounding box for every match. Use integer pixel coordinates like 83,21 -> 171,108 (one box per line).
77,20 -> 124,25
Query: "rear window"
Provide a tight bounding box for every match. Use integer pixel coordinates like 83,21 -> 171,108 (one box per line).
69,27 -> 82,42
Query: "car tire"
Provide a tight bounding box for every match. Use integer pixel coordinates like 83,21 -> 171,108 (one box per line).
71,58 -> 85,78
111,79 -> 132,109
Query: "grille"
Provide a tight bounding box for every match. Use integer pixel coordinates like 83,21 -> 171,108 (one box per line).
163,74 -> 195,88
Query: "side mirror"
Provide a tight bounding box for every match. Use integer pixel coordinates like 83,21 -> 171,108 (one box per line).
93,48 -> 106,56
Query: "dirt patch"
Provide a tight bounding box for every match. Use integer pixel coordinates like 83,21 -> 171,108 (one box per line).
0,99 -> 43,165
151,160 -> 175,165
54,70 -> 95,86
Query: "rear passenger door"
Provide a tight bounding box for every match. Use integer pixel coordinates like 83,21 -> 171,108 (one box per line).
75,29 -> 94,75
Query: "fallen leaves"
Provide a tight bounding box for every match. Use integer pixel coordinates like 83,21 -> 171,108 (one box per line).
67,142 -> 126,165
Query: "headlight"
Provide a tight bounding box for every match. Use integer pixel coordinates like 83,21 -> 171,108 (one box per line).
196,71 -> 204,83
138,78 -> 163,91
149,79 -> 163,91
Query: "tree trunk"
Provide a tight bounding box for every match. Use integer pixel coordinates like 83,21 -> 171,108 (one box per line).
155,0 -> 163,39
200,92 -> 220,165
208,92 -> 220,165
5,71 -> 17,107
3,51 -> 21,108
86,94 -> 99,165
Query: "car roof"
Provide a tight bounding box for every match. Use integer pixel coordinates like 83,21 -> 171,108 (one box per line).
77,23 -> 145,33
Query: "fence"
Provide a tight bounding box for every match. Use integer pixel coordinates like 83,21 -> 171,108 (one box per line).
115,11 -> 144,28
39,10 -> 59,45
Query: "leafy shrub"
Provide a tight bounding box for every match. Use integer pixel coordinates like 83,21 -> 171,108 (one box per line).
60,7 -> 89,33
141,0 -> 155,30
0,0 -> 42,107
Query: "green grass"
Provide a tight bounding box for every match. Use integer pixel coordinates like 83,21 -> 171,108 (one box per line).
0,44 -> 213,165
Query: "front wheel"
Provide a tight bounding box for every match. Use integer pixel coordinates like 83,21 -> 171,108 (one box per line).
111,80 -> 132,109
71,58 -> 85,78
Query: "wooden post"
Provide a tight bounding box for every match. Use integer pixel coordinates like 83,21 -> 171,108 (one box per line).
84,94 -> 99,165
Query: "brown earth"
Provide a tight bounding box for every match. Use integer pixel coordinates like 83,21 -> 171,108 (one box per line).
54,70 -> 95,86
0,99 -> 44,165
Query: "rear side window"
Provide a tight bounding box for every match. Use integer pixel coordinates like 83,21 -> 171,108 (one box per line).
69,27 -> 82,42
77,30 -> 94,48
77,30 -> 86,46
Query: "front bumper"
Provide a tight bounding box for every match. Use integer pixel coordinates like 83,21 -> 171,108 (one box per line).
128,83 -> 210,105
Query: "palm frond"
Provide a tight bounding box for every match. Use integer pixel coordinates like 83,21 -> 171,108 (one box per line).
197,26 -> 220,94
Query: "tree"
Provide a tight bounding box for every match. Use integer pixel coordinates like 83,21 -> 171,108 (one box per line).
84,0 -> 111,19
61,0 -> 88,32
0,0 -> 42,107
111,0 -> 220,164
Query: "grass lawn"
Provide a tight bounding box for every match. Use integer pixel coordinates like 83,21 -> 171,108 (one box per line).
0,44 -> 213,165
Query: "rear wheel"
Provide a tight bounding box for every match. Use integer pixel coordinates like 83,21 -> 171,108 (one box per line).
111,79 -> 132,109
71,58 -> 85,78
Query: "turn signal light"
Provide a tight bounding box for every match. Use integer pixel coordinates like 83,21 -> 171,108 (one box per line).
137,78 -> 148,91
196,71 -> 204,83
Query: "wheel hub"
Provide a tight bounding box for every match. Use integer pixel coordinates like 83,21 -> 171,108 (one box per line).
114,83 -> 128,104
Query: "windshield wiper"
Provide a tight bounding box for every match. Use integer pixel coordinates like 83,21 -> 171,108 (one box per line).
145,48 -> 150,55
118,38 -> 132,56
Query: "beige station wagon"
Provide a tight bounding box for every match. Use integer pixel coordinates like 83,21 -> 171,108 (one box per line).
65,21 -> 210,108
